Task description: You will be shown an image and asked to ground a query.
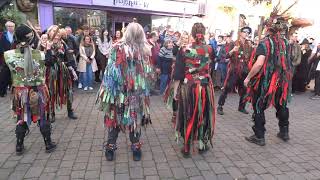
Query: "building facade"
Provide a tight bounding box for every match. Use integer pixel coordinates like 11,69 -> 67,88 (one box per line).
38,0 -> 199,34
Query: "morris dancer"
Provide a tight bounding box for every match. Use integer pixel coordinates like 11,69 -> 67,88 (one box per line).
96,22 -> 152,161
4,24 -> 56,155
217,27 -> 253,115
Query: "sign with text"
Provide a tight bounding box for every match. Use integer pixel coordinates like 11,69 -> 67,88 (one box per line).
92,0 -> 198,15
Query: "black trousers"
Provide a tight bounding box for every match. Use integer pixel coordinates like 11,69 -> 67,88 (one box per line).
0,64 -> 11,96
107,126 -> 140,145
218,70 -> 247,109
315,71 -> 320,95
252,90 -> 289,139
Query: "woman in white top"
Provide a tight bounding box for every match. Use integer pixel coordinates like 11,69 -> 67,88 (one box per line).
95,29 -> 113,82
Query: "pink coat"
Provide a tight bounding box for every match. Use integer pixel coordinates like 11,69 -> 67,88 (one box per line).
77,45 -> 98,73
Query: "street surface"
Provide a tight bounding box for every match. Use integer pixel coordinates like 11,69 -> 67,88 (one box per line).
0,88 -> 319,180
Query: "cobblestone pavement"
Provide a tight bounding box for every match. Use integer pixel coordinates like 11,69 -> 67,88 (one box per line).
0,88 -> 320,180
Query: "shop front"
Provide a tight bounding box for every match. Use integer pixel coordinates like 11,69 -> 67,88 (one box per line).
38,0 -> 199,35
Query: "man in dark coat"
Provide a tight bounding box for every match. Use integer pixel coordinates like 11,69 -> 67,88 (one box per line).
0,21 -> 15,97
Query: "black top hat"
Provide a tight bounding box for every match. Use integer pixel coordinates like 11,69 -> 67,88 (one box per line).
300,38 -> 310,45
241,26 -> 252,34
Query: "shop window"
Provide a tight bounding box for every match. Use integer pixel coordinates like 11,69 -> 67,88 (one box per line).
54,7 -> 107,32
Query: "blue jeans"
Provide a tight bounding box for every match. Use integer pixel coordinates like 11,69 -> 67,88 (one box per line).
81,63 -> 93,88
218,63 -> 227,85
160,74 -> 169,94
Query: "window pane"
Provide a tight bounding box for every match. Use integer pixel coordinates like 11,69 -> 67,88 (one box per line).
54,7 -> 107,32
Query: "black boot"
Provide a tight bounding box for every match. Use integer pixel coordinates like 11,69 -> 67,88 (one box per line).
277,126 -> 289,142
68,110 -> 77,120
198,144 -> 209,154
131,143 -> 142,161
181,146 -> 191,158
245,135 -> 265,146
141,115 -> 152,127
15,125 -> 27,155
105,144 -> 117,161
43,134 -> 57,153
217,106 -> 224,115
41,125 -> 57,153
50,112 -> 55,123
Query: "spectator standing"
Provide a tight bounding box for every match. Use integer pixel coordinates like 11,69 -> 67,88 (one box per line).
0,21 -> 15,97
292,38 -> 312,93
157,40 -> 174,94
215,35 -> 227,89
95,29 -> 112,81
209,32 -> 217,51
78,35 -> 98,91
77,26 -> 91,89
309,41 -> 320,99
148,31 -> 161,95
113,30 -> 122,44
290,33 -> 301,93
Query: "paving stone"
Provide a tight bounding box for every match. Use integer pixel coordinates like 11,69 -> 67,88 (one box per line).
216,174 -> 233,180
57,167 -> 72,176
71,170 -> 85,179
201,170 -> 218,180
209,163 -> 227,174
172,167 -> 188,179
39,173 -> 56,180
85,170 -> 100,179
115,173 -> 130,180
2,160 -> 18,168
8,169 -> 28,180
145,176 -> 160,180
259,174 -> 276,180
60,160 -> 74,168
195,160 -> 211,170
190,176 -> 205,180
100,171 -> 114,180
87,163 -> 101,170
24,166 -> 44,178
143,167 -> 157,176
226,167 -> 244,179
129,167 -> 143,179
43,166 -> 59,173
186,167 -> 201,177
158,168 -> 173,178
